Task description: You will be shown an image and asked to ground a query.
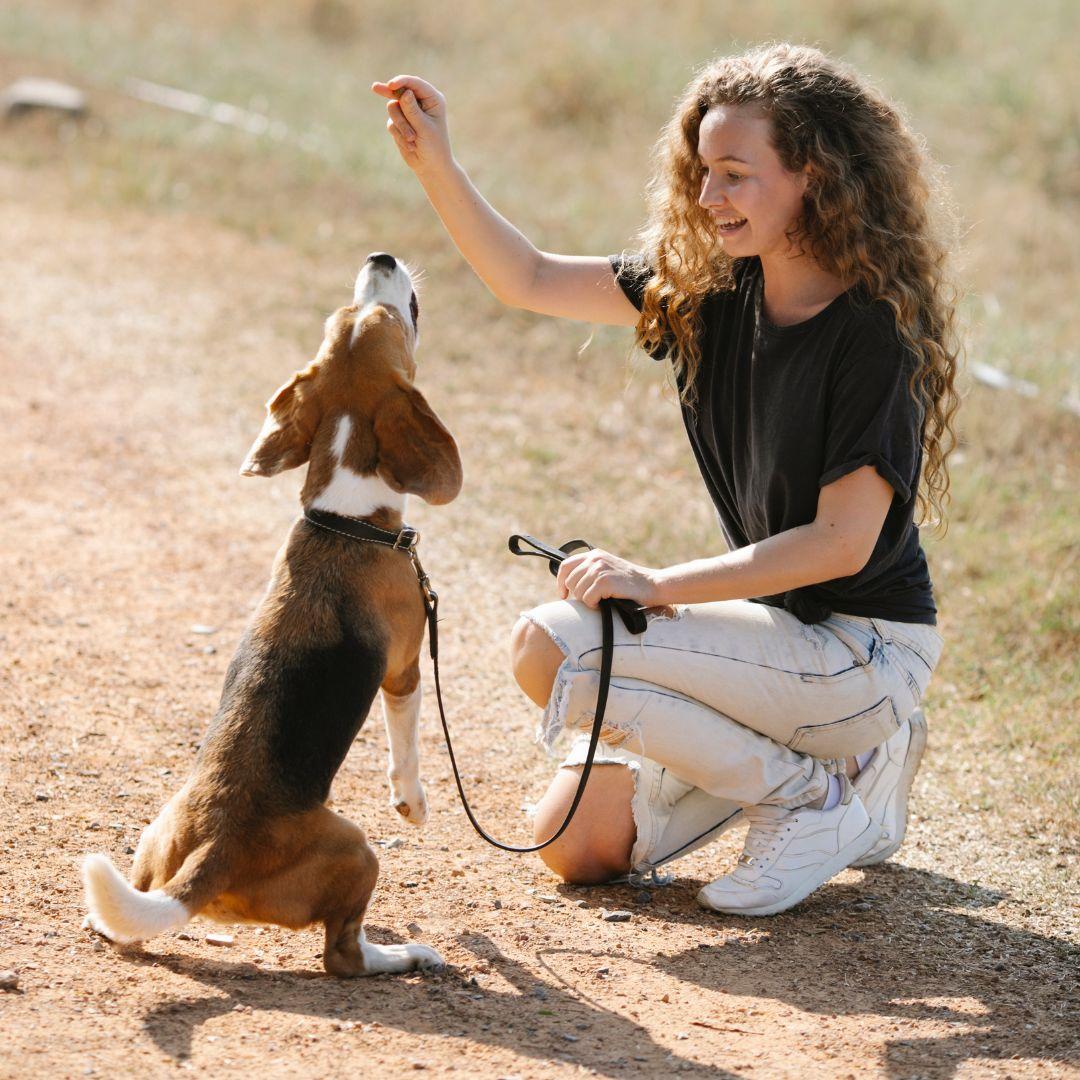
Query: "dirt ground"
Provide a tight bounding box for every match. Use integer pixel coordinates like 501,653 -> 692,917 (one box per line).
1,161 -> 1076,1079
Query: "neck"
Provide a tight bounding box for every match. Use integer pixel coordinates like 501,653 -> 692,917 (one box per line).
757,248 -> 849,326
305,466 -> 408,525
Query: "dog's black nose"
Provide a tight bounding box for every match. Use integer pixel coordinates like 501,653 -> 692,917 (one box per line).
366,252 -> 397,271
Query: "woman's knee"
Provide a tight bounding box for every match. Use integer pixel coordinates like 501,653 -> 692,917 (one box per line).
510,615 -> 566,707
532,766 -> 635,885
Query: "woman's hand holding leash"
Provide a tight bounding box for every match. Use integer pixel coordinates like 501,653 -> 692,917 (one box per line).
557,548 -> 674,617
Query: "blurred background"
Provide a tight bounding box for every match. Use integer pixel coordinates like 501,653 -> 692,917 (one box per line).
2,0 -> 1076,906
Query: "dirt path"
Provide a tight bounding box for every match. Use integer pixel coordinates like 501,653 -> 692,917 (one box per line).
0,163 -> 1075,1079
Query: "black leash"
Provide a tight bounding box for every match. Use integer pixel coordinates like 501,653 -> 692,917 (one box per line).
303,511 -> 647,853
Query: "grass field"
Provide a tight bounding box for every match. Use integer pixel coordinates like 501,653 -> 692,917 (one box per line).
1,2 -> 1077,1076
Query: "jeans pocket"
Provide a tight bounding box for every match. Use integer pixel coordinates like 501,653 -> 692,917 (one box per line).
823,616 -> 878,668
786,696 -> 900,759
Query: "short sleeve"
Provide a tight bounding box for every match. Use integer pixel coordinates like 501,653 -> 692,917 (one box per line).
608,252 -> 672,361
819,315 -> 924,503
608,252 -> 649,311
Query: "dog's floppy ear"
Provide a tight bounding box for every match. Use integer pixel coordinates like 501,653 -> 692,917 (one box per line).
373,377 -> 462,504
240,367 -> 321,477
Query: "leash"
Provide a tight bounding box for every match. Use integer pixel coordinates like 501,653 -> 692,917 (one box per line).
302,510 -> 647,853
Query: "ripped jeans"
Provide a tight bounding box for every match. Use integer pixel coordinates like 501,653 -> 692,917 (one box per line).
520,598 -> 944,876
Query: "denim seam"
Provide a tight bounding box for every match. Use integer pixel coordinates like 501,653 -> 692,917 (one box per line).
577,641 -> 865,681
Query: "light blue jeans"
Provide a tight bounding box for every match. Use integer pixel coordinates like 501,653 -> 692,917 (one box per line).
521,598 -> 944,876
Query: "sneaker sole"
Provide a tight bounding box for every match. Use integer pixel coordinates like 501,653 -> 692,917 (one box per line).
851,709 -> 928,868
695,816 -> 881,918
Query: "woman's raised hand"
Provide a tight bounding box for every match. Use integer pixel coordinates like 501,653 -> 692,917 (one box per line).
371,75 -> 453,176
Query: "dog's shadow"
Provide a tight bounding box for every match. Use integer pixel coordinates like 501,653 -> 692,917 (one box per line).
135,929 -> 726,1077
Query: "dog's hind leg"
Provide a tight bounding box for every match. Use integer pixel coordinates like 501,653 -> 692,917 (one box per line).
381,664 -> 428,826
218,806 -> 443,976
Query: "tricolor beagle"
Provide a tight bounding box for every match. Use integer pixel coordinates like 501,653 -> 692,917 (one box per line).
82,253 -> 462,976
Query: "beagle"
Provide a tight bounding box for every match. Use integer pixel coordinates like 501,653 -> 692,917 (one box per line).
82,253 -> 462,976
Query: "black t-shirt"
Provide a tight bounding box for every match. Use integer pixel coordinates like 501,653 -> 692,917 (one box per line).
610,252 -> 937,625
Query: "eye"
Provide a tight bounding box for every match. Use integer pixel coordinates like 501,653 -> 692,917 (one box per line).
409,292 -> 419,329
726,172 -> 744,183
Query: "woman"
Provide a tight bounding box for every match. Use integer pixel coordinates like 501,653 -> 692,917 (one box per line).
372,42 -> 961,916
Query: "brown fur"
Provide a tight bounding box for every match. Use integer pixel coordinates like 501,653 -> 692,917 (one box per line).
89,297 -> 460,976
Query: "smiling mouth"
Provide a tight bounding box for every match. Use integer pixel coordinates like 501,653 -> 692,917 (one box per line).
714,216 -> 747,233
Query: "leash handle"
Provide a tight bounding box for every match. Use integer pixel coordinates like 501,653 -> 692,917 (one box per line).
422,534 -> 647,854
507,534 -> 649,635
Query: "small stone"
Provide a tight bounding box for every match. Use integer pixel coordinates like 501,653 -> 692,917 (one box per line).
0,971 -> 19,991
561,1033 -> 579,1042
75,618 -> 90,627
201,645 -> 217,655
403,882 -> 419,889
535,894 -> 559,904
573,899 -> 588,908
191,625 -> 217,635
851,901 -> 873,911
406,922 -> 423,937
382,837 -> 404,850
600,909 -> 632,923
206,934 -> 234,947
633,889 -> 653,905
35,792 -> 49,802
596,966 -> 609,976
660,993 -> 670,1003
177,931 -> 197,941
492,899 -> 502,910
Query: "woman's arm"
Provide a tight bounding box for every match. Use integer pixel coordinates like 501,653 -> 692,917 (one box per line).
557,465 -> 896,607
372,75 -> 639,327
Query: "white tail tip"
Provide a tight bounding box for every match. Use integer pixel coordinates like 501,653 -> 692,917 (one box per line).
82,854 -> 189,944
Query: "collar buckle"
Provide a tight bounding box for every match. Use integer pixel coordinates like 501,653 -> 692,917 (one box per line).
394,526 -> 420,551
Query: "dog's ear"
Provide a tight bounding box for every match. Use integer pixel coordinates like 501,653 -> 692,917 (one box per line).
373,377 -> 462,504
240,366 -> 322,477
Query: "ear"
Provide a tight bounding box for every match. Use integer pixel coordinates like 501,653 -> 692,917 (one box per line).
240,368 -> 322,477
372,378 -> 463,504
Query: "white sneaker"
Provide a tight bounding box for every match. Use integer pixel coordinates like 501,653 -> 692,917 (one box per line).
850,709 -> 927,868
696,776 -> 879,917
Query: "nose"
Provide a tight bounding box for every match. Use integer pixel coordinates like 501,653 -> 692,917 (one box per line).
366,252 -> 397,271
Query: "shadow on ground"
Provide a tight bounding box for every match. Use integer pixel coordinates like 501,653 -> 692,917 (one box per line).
130,865 -> 1077,1078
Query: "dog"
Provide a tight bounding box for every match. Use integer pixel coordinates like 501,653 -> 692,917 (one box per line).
82,252 -> 461,976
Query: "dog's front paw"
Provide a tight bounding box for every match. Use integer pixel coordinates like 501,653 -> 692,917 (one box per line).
407,943 -> 444,972
390,780 -> 428,826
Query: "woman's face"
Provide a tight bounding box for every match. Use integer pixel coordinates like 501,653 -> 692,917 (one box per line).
696,104 -> 809,261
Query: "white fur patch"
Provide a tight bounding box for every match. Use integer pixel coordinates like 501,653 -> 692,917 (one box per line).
310,416 -> 407,518
82,854 -> 190,944
358,928 -> 443,974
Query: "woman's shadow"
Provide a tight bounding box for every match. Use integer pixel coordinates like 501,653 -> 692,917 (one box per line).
628,863 -> 1077,1078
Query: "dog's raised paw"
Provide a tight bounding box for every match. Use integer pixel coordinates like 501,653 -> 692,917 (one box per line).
392,791 -> 428,826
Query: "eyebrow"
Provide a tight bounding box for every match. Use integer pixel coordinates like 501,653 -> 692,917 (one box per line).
698,153 -> 750,165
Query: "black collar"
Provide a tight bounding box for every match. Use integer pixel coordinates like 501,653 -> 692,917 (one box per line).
303,507 -> 419,551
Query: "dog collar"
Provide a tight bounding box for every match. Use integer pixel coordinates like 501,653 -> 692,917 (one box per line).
302,507 -> 419,551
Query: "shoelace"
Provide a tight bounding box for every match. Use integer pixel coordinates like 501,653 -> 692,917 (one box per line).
734,809 -> 796,879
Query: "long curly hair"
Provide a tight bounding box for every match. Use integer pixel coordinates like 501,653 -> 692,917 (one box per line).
634,43 -> 962,535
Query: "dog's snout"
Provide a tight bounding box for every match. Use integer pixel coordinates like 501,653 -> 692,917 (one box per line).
366,252 -> 397,271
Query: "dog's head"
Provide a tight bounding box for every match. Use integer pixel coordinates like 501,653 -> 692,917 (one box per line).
240,253 -> 461,506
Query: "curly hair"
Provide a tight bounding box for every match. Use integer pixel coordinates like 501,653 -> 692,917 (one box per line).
633,42 -> 962,535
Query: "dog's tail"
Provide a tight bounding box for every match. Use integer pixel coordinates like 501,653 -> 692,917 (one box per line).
82,845 -> 224,944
